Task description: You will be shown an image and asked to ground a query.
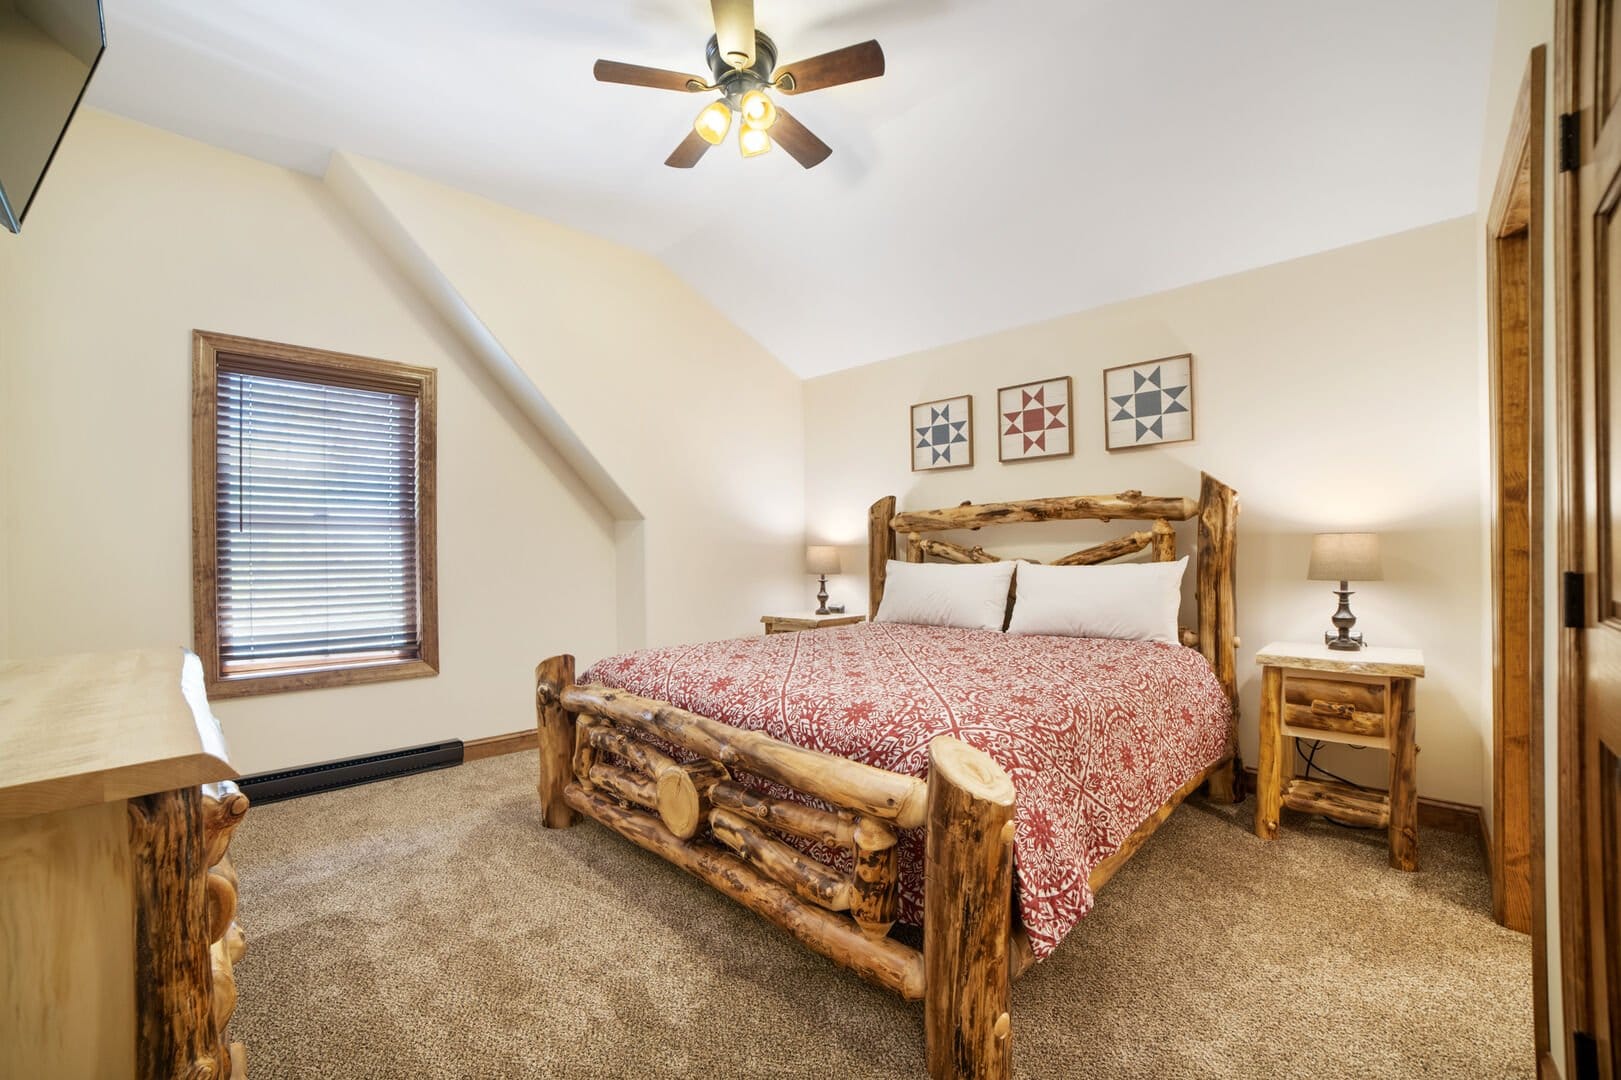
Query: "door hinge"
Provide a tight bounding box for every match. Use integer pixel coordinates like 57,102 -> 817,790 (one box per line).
1563,570 -> 1587,629
1561,111 -> 1580,173
1572,1030 -> 1598,1080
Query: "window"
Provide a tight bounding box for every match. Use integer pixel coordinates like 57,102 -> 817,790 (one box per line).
192,331 -> 437,697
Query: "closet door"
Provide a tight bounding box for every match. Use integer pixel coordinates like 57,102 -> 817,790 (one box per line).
1559,0 -> 1621,1073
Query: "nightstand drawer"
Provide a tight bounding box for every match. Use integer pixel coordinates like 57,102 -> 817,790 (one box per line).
1282,674 -> 1387,739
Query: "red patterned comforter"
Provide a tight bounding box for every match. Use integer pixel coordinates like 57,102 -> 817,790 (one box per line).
582,622 -> 1230,958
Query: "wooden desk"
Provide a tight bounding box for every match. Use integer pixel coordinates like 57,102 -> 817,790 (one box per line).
1,649 -> 249,1078
1253,641 -> 1426,871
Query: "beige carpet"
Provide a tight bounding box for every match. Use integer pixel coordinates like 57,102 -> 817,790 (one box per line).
230,752 -> 1531,1079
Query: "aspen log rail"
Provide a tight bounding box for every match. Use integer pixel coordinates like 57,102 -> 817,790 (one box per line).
536,474 -> 1239,1080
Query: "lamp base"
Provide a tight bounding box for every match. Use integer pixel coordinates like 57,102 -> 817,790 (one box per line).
1324,581 -> 1365,650
815,575 -> 831,615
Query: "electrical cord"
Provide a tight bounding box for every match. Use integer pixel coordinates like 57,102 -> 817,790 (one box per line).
1296,738 -> 1366,788
1296,739 -> 1378,830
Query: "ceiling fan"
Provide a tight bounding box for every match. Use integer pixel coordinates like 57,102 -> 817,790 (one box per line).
593,0 -> 885,169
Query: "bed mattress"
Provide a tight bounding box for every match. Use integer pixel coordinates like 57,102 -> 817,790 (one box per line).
582,621 -> 1230,958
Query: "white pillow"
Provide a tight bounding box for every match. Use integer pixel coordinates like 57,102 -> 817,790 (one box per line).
1007,557 -> 1189,643
874,559 -> 1016,631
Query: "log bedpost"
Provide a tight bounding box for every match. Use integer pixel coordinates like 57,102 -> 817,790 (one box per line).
869,495 -> 897,620
924,736 -> 1016,1080
1196,474 -> 1241,803
536,654 -> 578,829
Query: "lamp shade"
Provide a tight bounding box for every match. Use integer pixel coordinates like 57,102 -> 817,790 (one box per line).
1307,533 -> 1383,582
693,101 -> 732,145
739,124 -> 771,157
806,545 -> 841,576
739,89 -> 777,130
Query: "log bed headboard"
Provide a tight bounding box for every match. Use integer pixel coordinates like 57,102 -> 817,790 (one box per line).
866,472 -> 1240,715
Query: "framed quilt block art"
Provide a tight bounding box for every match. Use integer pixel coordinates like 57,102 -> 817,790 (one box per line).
998,376 -> 1073,462
1104,353 -> 1194,450
911,395 -> 973,471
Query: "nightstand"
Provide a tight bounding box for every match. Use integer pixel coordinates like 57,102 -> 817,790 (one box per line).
1253,641 -> 1426,870
761,613 -> 866,635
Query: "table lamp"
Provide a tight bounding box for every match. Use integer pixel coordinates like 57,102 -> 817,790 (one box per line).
1308,533 -> 1382,650
806,545 -> 841,614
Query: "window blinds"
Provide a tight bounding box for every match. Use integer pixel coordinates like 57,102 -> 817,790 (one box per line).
214,364 -> 422,672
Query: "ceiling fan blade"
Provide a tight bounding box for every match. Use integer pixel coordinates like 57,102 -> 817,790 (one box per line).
665,129 -> 713,169
711,0 -> 756,70
594,59 -> 707,92
776,40 -> 885,94
771,108 -> 832,169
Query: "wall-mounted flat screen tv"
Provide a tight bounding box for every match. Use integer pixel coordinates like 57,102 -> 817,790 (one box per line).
0,0 -> 104,234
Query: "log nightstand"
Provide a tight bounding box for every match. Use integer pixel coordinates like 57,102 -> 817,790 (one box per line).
761,613 -> 866,635
1253,641 -> 1426,870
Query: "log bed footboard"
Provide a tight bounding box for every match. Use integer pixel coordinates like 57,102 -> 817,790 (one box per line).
537,654 -> 1014,1078
538,658 -> 1228,1077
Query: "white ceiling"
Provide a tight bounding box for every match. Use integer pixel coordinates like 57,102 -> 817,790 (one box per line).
87,0 -> 1497,377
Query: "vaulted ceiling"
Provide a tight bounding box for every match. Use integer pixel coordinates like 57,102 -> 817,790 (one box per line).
88,0 -> 1496,376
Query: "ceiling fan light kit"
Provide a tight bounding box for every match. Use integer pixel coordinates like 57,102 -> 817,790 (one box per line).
593,0 -> 884,170
694,100 -> 732,145
739,124 -> 772,157
739,89 -> 776,130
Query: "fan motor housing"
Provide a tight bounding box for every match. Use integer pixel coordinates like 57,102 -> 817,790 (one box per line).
706,30 -> 777,91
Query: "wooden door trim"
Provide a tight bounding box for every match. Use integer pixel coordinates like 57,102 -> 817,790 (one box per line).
1487,48 -> 1549,1061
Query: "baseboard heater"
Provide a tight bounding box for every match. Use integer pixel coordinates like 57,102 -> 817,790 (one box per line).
237,740 -> 464,805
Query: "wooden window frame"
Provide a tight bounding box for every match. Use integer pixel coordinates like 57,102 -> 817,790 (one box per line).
191,330 -> 439,699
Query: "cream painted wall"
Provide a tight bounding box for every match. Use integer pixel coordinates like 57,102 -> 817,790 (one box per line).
325,155 -> 807,648
1477,0 -> 1560,1067
804,217 -> 1484,805
0,109 -> 621,773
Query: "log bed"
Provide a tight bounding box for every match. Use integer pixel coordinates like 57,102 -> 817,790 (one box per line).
535,473 -> 1240,1079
